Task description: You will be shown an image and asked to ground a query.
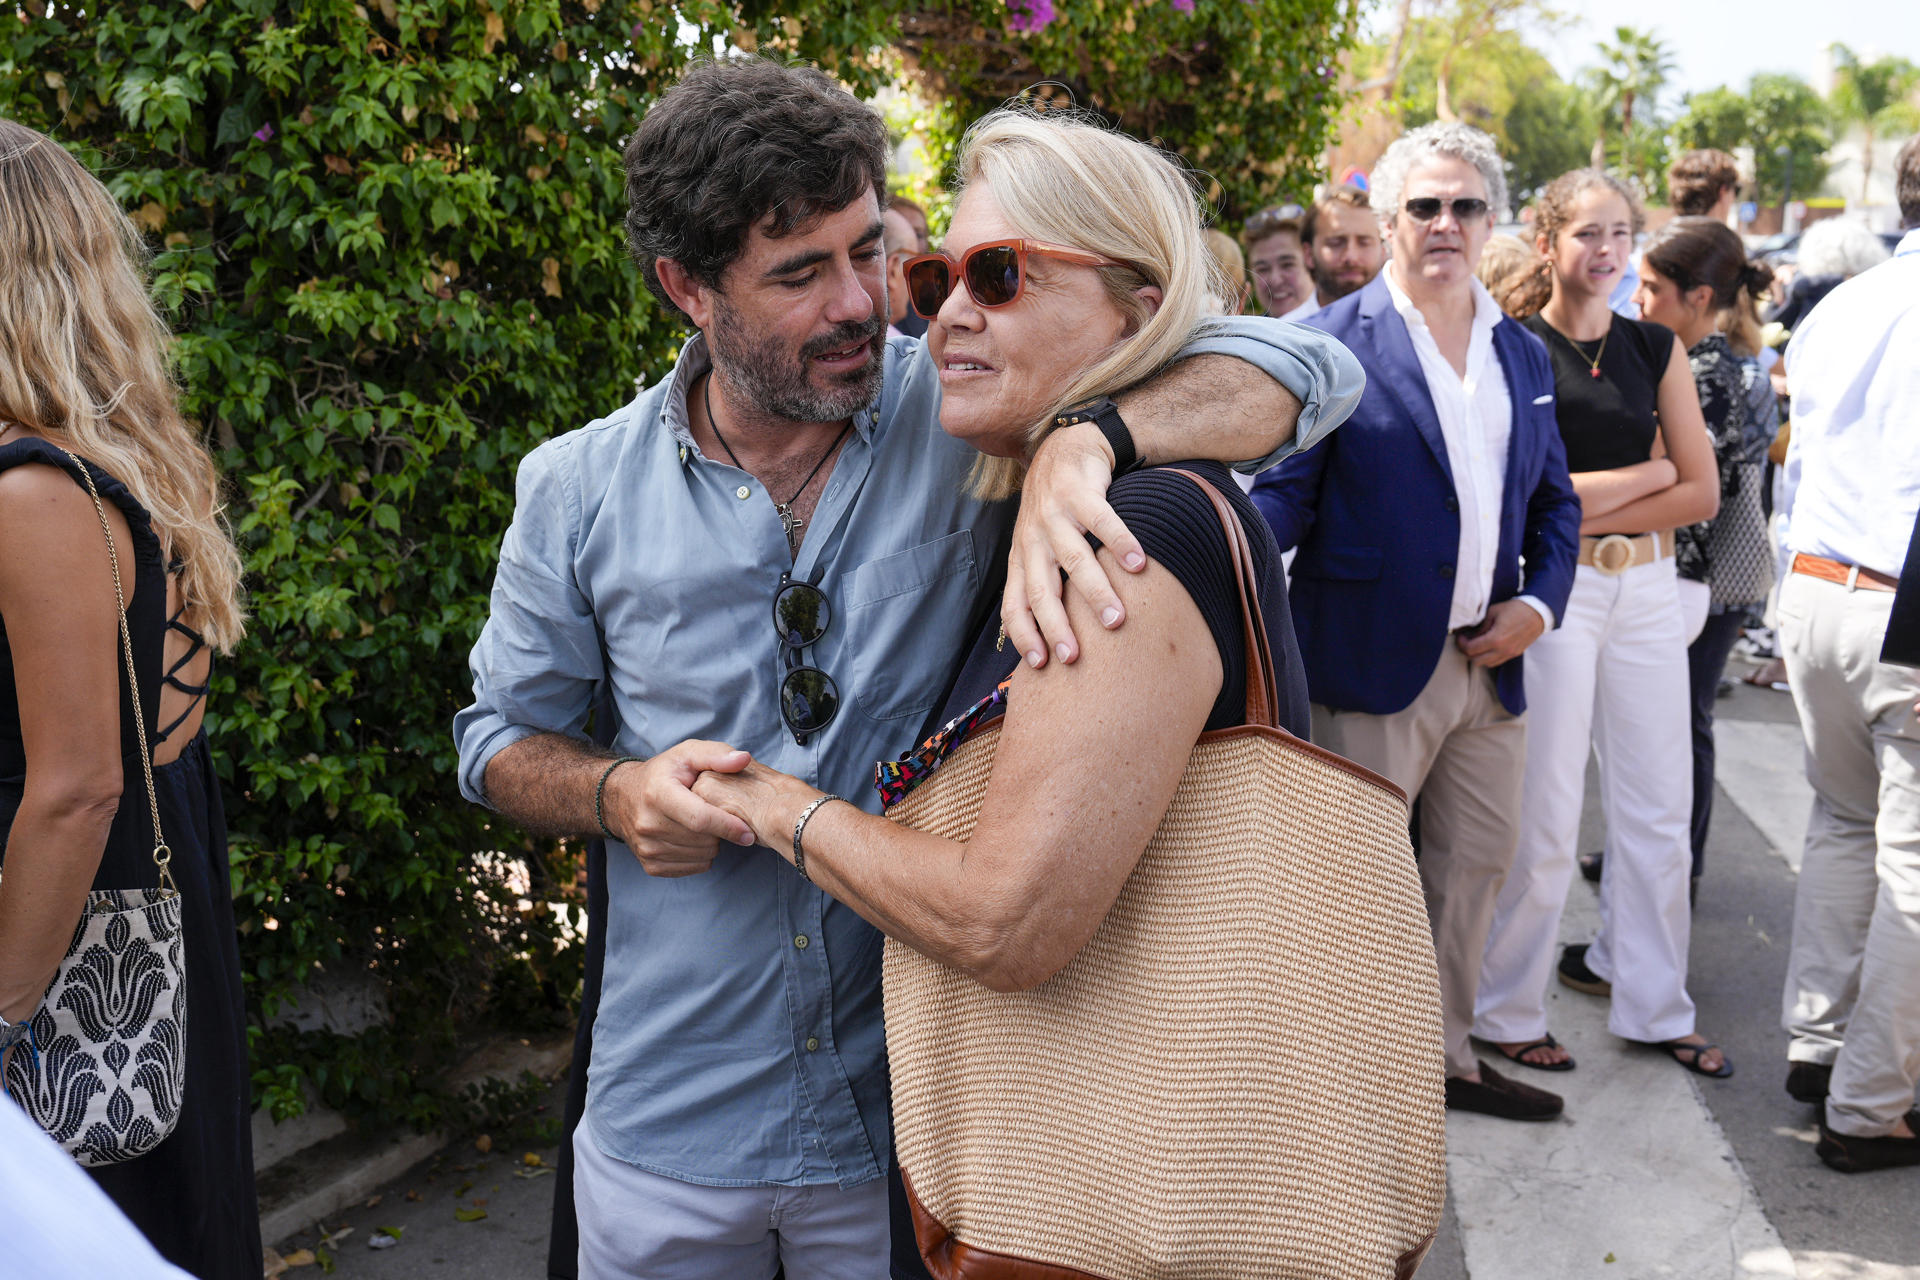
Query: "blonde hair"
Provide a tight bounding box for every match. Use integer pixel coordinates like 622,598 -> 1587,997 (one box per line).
1200,228 -> 1246,314
951,107 -> 1222,500
0,120 -> 244,650
1476,233 -> 1550,319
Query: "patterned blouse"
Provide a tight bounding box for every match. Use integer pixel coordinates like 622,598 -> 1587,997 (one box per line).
1675,334 -> 1749,585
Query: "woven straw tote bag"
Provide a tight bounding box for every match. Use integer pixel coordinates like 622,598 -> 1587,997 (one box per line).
882,472 -> 1446,1280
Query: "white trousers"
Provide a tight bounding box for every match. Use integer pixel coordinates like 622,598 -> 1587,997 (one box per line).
1778,572 -> 1920,1137
1475,558 -> 1698,1044
573,1125 -> 889,1280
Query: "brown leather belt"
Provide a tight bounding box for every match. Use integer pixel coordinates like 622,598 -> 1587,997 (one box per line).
1577,530 -> 1673,575
1791,552 -> 1898,593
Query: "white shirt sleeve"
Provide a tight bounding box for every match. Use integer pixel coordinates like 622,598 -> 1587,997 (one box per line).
0,1100 -> 194,1278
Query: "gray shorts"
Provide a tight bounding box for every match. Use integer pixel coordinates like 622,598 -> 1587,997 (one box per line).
572,1124 -> 889,1279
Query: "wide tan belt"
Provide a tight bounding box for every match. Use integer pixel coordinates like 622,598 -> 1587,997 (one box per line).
1578,530 -> 1673,574
1791,552 -> 1897,593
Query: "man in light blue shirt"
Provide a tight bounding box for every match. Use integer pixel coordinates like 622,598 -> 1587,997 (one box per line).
452,59 -> 1364,1276
1775,135 -> 1920,1175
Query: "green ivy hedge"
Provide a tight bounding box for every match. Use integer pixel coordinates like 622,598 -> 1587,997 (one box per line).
1,0 -> 1348,1131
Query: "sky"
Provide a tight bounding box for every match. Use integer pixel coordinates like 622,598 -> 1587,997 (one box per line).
1517,0 -> 1915,111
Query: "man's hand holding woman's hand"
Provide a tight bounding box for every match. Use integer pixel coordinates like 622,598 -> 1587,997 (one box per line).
1001,423 -> 1147,669
602,740 -> 755,877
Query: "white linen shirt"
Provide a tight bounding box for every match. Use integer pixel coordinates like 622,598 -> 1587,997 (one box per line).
1383,264 -> 1552,632
1781,230 -> 1920,578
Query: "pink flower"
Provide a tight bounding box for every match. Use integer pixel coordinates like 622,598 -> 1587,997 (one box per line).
253,124 -> 275,142
1172,0 -> 1194,10
1006,0 -> 1055,32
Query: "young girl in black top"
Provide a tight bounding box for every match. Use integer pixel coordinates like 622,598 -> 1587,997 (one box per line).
1635,218 -> 1778,896
1473,170 -> 1730,1079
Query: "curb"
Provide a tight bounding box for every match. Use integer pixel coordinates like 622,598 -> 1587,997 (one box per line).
257,1033 -> 573,1248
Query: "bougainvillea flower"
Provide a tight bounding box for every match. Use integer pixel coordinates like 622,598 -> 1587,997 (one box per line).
1006,0 -> 1055,32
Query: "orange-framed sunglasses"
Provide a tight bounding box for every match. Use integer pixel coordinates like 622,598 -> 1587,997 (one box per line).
902,238 -> 1132,319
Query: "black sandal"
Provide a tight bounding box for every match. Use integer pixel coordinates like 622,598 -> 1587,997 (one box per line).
1655,1039 -> 1735,1079
1490,1033 -> 1576,1073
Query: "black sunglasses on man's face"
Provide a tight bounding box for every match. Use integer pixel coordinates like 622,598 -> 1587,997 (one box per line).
1403,197 -> 1491,223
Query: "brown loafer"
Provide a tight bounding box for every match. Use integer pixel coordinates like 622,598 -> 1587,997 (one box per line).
1446,1062 -> 1564,1121
1817,1110 -> 1920,1173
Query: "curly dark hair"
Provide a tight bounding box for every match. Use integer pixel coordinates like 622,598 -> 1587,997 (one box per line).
1667,149 -> 1739,218
621,58 -> 888,318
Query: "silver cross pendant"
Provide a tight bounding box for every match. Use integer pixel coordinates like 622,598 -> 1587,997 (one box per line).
777,503 -> 805,556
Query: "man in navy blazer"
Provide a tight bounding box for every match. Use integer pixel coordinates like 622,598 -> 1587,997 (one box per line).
1254,122 -> 1581,1121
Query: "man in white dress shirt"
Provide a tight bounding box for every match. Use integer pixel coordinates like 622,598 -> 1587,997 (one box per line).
1776,134 -> 1920,1174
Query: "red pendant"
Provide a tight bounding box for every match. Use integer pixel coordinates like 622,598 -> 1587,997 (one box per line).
1590,367 -> 1602,379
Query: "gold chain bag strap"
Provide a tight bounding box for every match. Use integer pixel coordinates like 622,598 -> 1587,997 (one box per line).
0,449 -> 186,1166
882,469 -> 1446,1280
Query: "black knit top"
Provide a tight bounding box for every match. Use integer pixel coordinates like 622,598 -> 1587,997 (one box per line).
931,459 -> 1310,739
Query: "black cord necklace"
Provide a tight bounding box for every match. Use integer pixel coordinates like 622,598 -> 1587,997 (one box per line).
703,375 -> 851,557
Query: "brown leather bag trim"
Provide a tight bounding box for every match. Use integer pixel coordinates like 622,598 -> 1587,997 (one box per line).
904,1169 -> 1112,1280
1397,1230 -> 1438,1278
908,1167 -> 1436,1280
1163,467 -> 1280,729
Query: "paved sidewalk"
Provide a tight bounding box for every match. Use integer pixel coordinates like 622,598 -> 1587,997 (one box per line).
269,675 -> 1918,1279
268,1081 -> 564,1278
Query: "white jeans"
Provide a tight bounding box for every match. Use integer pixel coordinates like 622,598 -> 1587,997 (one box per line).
573,1124 -> 889,1280
1475,558 -> 1698,1044
1778,572 -> 1920,1137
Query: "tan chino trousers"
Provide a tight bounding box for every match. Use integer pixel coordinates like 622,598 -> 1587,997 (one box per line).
1313,644 -> 1527,1079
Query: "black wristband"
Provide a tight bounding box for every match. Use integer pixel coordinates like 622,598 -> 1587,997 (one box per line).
594,756 -> 643,841
1054,396 -> 1137,475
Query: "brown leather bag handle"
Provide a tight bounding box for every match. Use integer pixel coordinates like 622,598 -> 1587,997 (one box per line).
1164,468 -> 1281,730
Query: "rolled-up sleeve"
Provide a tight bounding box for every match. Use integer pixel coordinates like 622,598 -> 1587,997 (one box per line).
1178,316 -> 1367,473
453,439 -> 606,808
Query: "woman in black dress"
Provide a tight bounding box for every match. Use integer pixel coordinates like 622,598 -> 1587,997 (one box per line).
1475,169 -> 1731,1078
0,119 -> 259,1278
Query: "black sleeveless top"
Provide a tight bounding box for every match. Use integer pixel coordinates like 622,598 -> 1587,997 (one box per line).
0,438 -> 169,890
1522,313 -> 1675,474
930,460 -> 1310,740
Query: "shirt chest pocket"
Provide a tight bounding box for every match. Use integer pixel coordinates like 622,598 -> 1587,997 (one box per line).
840,530 -> 979,722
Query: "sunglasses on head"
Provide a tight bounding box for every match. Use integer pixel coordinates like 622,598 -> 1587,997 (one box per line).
1403,197 -> 1491,222
902,238 -> 1132,319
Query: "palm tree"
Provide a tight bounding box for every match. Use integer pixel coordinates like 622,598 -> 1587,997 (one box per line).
1828,45 -> 1920,207
1587,26 -> 1675,173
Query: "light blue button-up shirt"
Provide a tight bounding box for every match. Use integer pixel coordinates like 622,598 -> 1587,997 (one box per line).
454,320 -> 1363,1187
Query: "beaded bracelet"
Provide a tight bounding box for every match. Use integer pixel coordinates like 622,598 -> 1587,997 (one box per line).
594,756 -> 644,841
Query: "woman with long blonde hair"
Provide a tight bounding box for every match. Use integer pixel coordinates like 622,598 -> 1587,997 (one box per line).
0,118 -> 257,1278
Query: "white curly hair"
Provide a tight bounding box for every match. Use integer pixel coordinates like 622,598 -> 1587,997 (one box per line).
1796,218 -> 1890,279
1370,121 -> 1510,225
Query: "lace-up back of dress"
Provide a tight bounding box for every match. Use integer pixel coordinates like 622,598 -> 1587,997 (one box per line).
152,556 -> 209,767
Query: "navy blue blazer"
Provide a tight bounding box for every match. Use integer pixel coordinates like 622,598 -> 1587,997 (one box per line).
1252,274 -> 1581,717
